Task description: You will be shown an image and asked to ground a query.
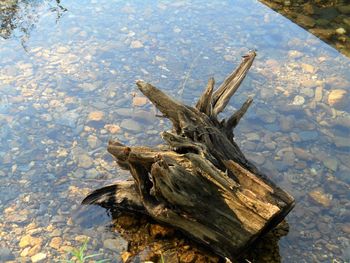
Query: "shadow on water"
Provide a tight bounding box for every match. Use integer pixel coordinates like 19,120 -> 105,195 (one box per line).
74,203 -> 289,263
0,0 -> 67,48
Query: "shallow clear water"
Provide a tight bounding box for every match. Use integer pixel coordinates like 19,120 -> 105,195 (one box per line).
0,0 -> 349,262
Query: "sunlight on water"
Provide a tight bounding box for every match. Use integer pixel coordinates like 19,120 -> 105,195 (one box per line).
0,0 -> 349,262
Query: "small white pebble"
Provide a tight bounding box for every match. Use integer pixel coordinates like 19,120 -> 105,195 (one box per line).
335,27 -> 346,35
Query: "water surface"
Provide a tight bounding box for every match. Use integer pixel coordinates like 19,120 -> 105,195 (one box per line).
0,0 -> 349,262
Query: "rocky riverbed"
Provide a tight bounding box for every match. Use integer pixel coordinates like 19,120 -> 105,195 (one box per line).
0,0 -> 349,262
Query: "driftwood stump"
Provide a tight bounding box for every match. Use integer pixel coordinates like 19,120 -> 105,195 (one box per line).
82,51 -> 295,260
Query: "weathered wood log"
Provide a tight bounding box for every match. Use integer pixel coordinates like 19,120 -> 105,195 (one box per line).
82,51 -> 295,260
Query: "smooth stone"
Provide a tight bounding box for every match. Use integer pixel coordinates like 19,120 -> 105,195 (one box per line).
256,109 -> 276,124
87,135 -> 101,149
132,96 -> 148,106
314,86 -> 323,102
315,7 -> 339,19
288,50 -> 303,59
0,247 -> 15,261
341,224 -> 350,234
104,124 -> 121,134
55,110 -> 79,129
299,131 -> 318,141
301,63 -> 315,73
296,14 -> 315,28
337,5 -> 350,14
86,168 -> 99,179
57,46 -> 69,53
282,151 -> 295,166
302,79 -> 318,89
292,95 -> 305,106
335,27 -> 346,35
309,28 -> 334,40
301,88 -> 314,98
245,132 -> 260,141
296,119 -> 315,130
120,119 -> 142,132
77,154 -> 93,169
103,238 -> 128,251
293,148 -> 313,161
115,108 -> 133,117
315,18 -> 330,27
31,252 -> 47,263
49,237 -> 62,250
20,247 -> 30,257
28,245 -> 41,257
334,136 -> 350,148
344,17 -> 350,27
279,115 -> 294,131
87,111 -> 104,122
19,235 -> 42,248
327,89 -> 347,109
330,116 -> 350,129
149,224 -> 175,238
323,158 -> 338,171
309,189 -> 331,207
130,40 -> 144,49
249,154 -> 265,165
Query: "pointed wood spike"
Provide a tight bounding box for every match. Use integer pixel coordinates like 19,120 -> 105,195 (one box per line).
136,80 -> 183,121
226,97 -> 253,131
195,77 -> 215,116
212,51 -> 256,116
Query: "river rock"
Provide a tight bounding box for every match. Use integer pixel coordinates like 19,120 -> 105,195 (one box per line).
301,63 -> 315,73
104,124 -> 121,134
0,247 -> 15,261
296,14 -> 315,28
56,110 -> 79,129
309,189 -> 331,207
335,28 -> 346,35
132,96 -> 148,106
288,50 -> 303,59
293,148 -> 313,161
149,224 -> 175,238
337,5 -> 350,14
314,86 -> 323,102
323,158 -> 338,171
57,46 -> 70,54
87,135 -> 101,149
103,238 -> 128,251
333,136 -> 350,148
77,154 -> 93,169
327,89 -> 347,109
130,40 -> 144,49
19,235 -> 43,248
31,252 -> 47,263
49,237 -> 62,250
120,119 -> 142,132
309,28 -> 334,40
292,95 -> 305,106
341,224 -> 350,234
88,111 -> 104,122
298,131 -> 318,141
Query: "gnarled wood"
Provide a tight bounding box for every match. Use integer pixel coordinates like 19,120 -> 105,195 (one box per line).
82,51 -> 295,261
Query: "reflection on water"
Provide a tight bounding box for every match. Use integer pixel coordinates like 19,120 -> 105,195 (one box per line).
0,0 -> 349,262
258,0 -> 350,57
0,0 -> 66,48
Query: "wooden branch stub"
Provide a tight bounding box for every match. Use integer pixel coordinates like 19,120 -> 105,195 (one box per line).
83,51 -> 295,261
212,50 -> 256,116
